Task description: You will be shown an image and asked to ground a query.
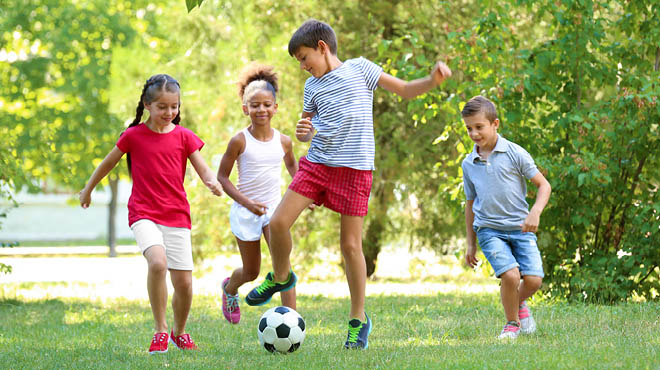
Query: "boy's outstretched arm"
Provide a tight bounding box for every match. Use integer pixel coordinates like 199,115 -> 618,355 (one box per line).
378,61 -> 452,99
465,199 -> 479,268
189,150 -> 224,196
79,146 -> 124,208
522,172 -> 552,232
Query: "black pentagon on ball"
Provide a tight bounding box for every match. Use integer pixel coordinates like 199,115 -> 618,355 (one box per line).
276,323 -> 290,338
264,343 -> 276,353
298,317 -> 305,331
288,342 -> 301,353
274,306 -> 290,314
259,317 -> 268,332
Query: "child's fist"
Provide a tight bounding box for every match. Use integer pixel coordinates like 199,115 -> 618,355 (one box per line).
431,61 -> 452,85
206,180 -> 224,196
296,118 -> 314,141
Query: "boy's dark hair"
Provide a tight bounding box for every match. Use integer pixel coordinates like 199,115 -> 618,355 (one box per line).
461,95 -> 498,123
288,19 -> 337,56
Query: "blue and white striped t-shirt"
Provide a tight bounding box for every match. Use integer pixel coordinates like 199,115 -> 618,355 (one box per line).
303,57 -> 383,170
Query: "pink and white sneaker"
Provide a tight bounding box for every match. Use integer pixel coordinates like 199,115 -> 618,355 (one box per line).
148,332 -> 169,354
519,301 -> 537,334
169,330 -> 198,350
498,321 -> 521,339
222,277 -> 241,324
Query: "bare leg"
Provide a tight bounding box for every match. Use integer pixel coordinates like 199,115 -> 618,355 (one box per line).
500,268 -> 521,323
144,245 -> 168,333
224,237 -> 261,295
340,215 -> 366,322
269,190 -> 314,282
263,224 -> 296,310
519,275 -> 543,304
170,269 -> 193,337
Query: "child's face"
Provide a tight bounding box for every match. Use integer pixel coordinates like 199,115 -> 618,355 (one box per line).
294,45 -> 329,78
463,112 -> 499,149
242,89 -> 277,126
144,91 -> 179,127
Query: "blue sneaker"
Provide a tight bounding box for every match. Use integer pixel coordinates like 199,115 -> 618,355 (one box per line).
344,313 -> 372,349
245,271 -> 297,306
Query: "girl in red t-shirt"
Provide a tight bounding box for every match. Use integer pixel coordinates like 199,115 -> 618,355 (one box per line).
79,74 -> 223,354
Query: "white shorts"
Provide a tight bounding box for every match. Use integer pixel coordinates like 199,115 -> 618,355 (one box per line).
130,219 -> 193,270
229,199 -> 280,242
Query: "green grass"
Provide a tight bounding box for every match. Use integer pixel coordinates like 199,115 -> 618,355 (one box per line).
1,284 -> 658,369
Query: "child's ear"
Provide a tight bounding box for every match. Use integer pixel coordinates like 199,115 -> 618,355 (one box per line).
242,104 -> 249,115
492,118 -> 500,129
317,40 -> 328,54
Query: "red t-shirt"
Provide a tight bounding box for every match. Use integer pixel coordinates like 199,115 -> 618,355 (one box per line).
116,124 -> 204,229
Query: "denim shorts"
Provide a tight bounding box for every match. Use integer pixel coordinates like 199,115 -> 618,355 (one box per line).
474,226 -> 544,278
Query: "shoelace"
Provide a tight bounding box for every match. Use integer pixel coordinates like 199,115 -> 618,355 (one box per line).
255,278 -> 276,294
226,295 -> 239,311
347,323 -> 362,343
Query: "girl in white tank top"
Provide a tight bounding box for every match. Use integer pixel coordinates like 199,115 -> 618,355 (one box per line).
216,64 -> 299,323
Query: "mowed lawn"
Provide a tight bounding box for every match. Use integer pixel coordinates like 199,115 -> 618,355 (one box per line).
1,278 -> 658,369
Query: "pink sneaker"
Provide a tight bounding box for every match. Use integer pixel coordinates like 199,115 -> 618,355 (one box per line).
222,277 -> 241,324
519,301 -> 537,334
148,332 -> 169,354
498,321 -> 520,339
169,330 -> 198,350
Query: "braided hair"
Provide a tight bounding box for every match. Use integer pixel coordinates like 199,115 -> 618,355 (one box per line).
237,63 -> 278,104
125,74 -> 181,175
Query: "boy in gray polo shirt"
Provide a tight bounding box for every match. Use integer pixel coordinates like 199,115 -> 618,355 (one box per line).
461,95 -> 552,339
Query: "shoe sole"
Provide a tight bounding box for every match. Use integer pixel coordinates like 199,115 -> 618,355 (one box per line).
245,273 -> 298,306
149,349 -> 168,354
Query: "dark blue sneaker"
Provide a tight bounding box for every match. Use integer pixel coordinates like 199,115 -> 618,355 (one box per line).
344,313 -> 372,349
245,271 -> 297,306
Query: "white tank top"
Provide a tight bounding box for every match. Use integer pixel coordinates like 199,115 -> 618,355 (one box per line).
236,127 -> 285,204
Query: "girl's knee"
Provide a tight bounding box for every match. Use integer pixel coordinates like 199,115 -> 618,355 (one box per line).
148,259 -> 168,275
172,274 -> 192,291
243,267 -> 260,281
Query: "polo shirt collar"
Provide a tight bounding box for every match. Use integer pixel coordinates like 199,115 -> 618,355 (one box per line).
467,134 -> 508,162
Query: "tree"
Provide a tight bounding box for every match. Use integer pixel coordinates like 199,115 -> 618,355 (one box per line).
0,0 -> 137,256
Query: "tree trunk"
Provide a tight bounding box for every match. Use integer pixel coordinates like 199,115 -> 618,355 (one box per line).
107,174 -> 118,257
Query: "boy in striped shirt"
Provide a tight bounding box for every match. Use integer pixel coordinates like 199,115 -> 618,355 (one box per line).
246,19 -> 451,349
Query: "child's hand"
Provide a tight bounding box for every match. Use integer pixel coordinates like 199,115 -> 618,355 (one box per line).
465,244 -> 479,268
296,118 -> 313,141
79,188 -> 91,209
246,201 -> 268,216
431,61 -> 452,85
307,203 -> 317,211
522,209 -> 541,233
206,179 -> 224,197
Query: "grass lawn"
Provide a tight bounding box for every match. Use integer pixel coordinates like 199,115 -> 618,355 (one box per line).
1,280 -> 658,369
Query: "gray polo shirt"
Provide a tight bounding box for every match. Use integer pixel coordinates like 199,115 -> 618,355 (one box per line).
462,135 -> 539,231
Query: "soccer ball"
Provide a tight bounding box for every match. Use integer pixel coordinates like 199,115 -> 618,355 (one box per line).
257,306 -> 306,353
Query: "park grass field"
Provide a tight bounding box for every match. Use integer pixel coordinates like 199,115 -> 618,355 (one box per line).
1,278 -> 658,369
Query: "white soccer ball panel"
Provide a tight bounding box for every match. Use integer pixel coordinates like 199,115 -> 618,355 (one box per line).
273,338 -> 292,353
262,326 -> 278,344
288,326 -> 304,344
282,311 -> 300,328
266,312 -> 284,327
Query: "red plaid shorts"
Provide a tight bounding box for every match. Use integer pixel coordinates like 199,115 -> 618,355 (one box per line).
289,157 -> 373,216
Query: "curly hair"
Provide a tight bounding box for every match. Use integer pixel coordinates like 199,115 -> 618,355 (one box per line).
237,63 -> 278,104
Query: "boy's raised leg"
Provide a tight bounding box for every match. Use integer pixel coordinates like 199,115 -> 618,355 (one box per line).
245,189 -> 313,306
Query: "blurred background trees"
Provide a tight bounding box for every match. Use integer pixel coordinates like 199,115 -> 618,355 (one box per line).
2,0 -> 658,301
